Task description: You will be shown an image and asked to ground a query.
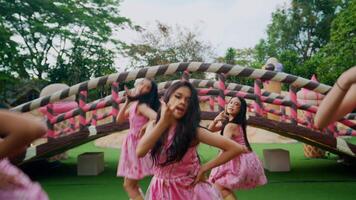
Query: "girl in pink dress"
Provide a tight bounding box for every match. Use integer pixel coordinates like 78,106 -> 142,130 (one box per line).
116,78 -> 160,200
208,97 -> 267,200
0,110 -> 49,200
136,81 -> 248,200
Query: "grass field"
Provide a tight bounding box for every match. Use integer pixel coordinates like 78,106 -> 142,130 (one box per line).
24,140 -> 356,200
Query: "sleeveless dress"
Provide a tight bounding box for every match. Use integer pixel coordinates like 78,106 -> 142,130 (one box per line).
209,126 -> 267,190
117,102 -> 153,179
145,126 -> 222,200
0,158 -> 48,200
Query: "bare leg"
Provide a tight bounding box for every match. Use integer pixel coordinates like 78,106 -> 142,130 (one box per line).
123,178 -> 143,200
214,183 -> 237,200
224,193 -> 237,200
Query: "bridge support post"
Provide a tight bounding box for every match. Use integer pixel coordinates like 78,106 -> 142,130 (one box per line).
254,79 -> 264,116
280,107 -> 286,122
209,89 -> 215,111
69,117 -> 76,132
46,103 -> 55,137
111,82 -> 120,122
289,85 -> 298,125
217,73 -> 226,112
327,123 -> 338,137
92,110 -> 97,126
79,90 -> 88,130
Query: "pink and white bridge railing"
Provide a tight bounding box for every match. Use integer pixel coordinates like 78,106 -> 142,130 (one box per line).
10,62 -> 356,162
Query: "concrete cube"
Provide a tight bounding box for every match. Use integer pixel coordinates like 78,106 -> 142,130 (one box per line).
77,152 -> 104,176
263,149 -> 290,172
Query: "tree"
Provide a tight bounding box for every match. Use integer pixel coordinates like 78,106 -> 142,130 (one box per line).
224,48 -> 236,65
48,39 -> 116,86
0,0 -> 134,80
218,47 -> 260,86
0,0 -> 137,105
123,22 -> 215,81
254,0 -> 350,78
308,0 -> 356,85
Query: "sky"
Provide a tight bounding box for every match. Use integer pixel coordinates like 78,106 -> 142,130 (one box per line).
115,0 -> 290,69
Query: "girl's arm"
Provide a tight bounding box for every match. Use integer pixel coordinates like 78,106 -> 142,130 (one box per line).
137,104 -> 158,138
0,111 -> 47,159
315,84 -> 356,129
136,120 -> 169,157
116,101 -> 130,124
193,127 -> 248,184
208,120 -> 223,132
208,111 -> 226,132
334,84 -> 356,120
136,101 -> 175,157
315,67 -> 356,129
222,123 -> 239,139
116,86 -> 135,124
137,103 -> 157,121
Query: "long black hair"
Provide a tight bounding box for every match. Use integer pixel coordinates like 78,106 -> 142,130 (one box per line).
128,78 -> 160,112
221,97 -> 251,150
150,81 -> 201,166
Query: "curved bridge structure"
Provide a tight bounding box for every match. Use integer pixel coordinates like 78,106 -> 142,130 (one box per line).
10,62 -> 356,164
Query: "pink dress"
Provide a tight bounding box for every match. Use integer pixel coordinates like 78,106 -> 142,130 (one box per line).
145,126 -> 222,200
209,126 -> 267,190
117,102 -> 153,179
0,158 -> 48,200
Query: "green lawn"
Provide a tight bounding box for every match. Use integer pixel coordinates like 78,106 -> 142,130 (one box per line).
26,140 -> 356,200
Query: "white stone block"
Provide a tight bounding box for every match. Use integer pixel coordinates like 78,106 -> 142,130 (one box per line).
77,152 -> 104,176
263,149 -> 290,172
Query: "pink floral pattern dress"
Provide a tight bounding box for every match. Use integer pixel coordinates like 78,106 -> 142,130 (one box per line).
209,126 -> 267,190
117,102 -> 153,179
145,126 -> 222,200
0,158 -> 49,200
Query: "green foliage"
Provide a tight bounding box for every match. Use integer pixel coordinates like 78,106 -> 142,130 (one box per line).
0,0 -> 132,79
218,47 -> 261,86
125,22 -> 214,66
124,22 -> 214,82
224,48 -> 236,65
311,0 -> 356,85
0,0 -> 135,105
0,71 -> 18,106
254,0 -> 350,80
48,40 -> 116,86
0,77 -> 48,106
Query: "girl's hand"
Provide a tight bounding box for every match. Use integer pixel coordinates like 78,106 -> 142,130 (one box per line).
159,100 -> 176,125
240,145 -> 250,154
124,86 -> 134,103
214,111 -> 228,123
192,164 -> 208,185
